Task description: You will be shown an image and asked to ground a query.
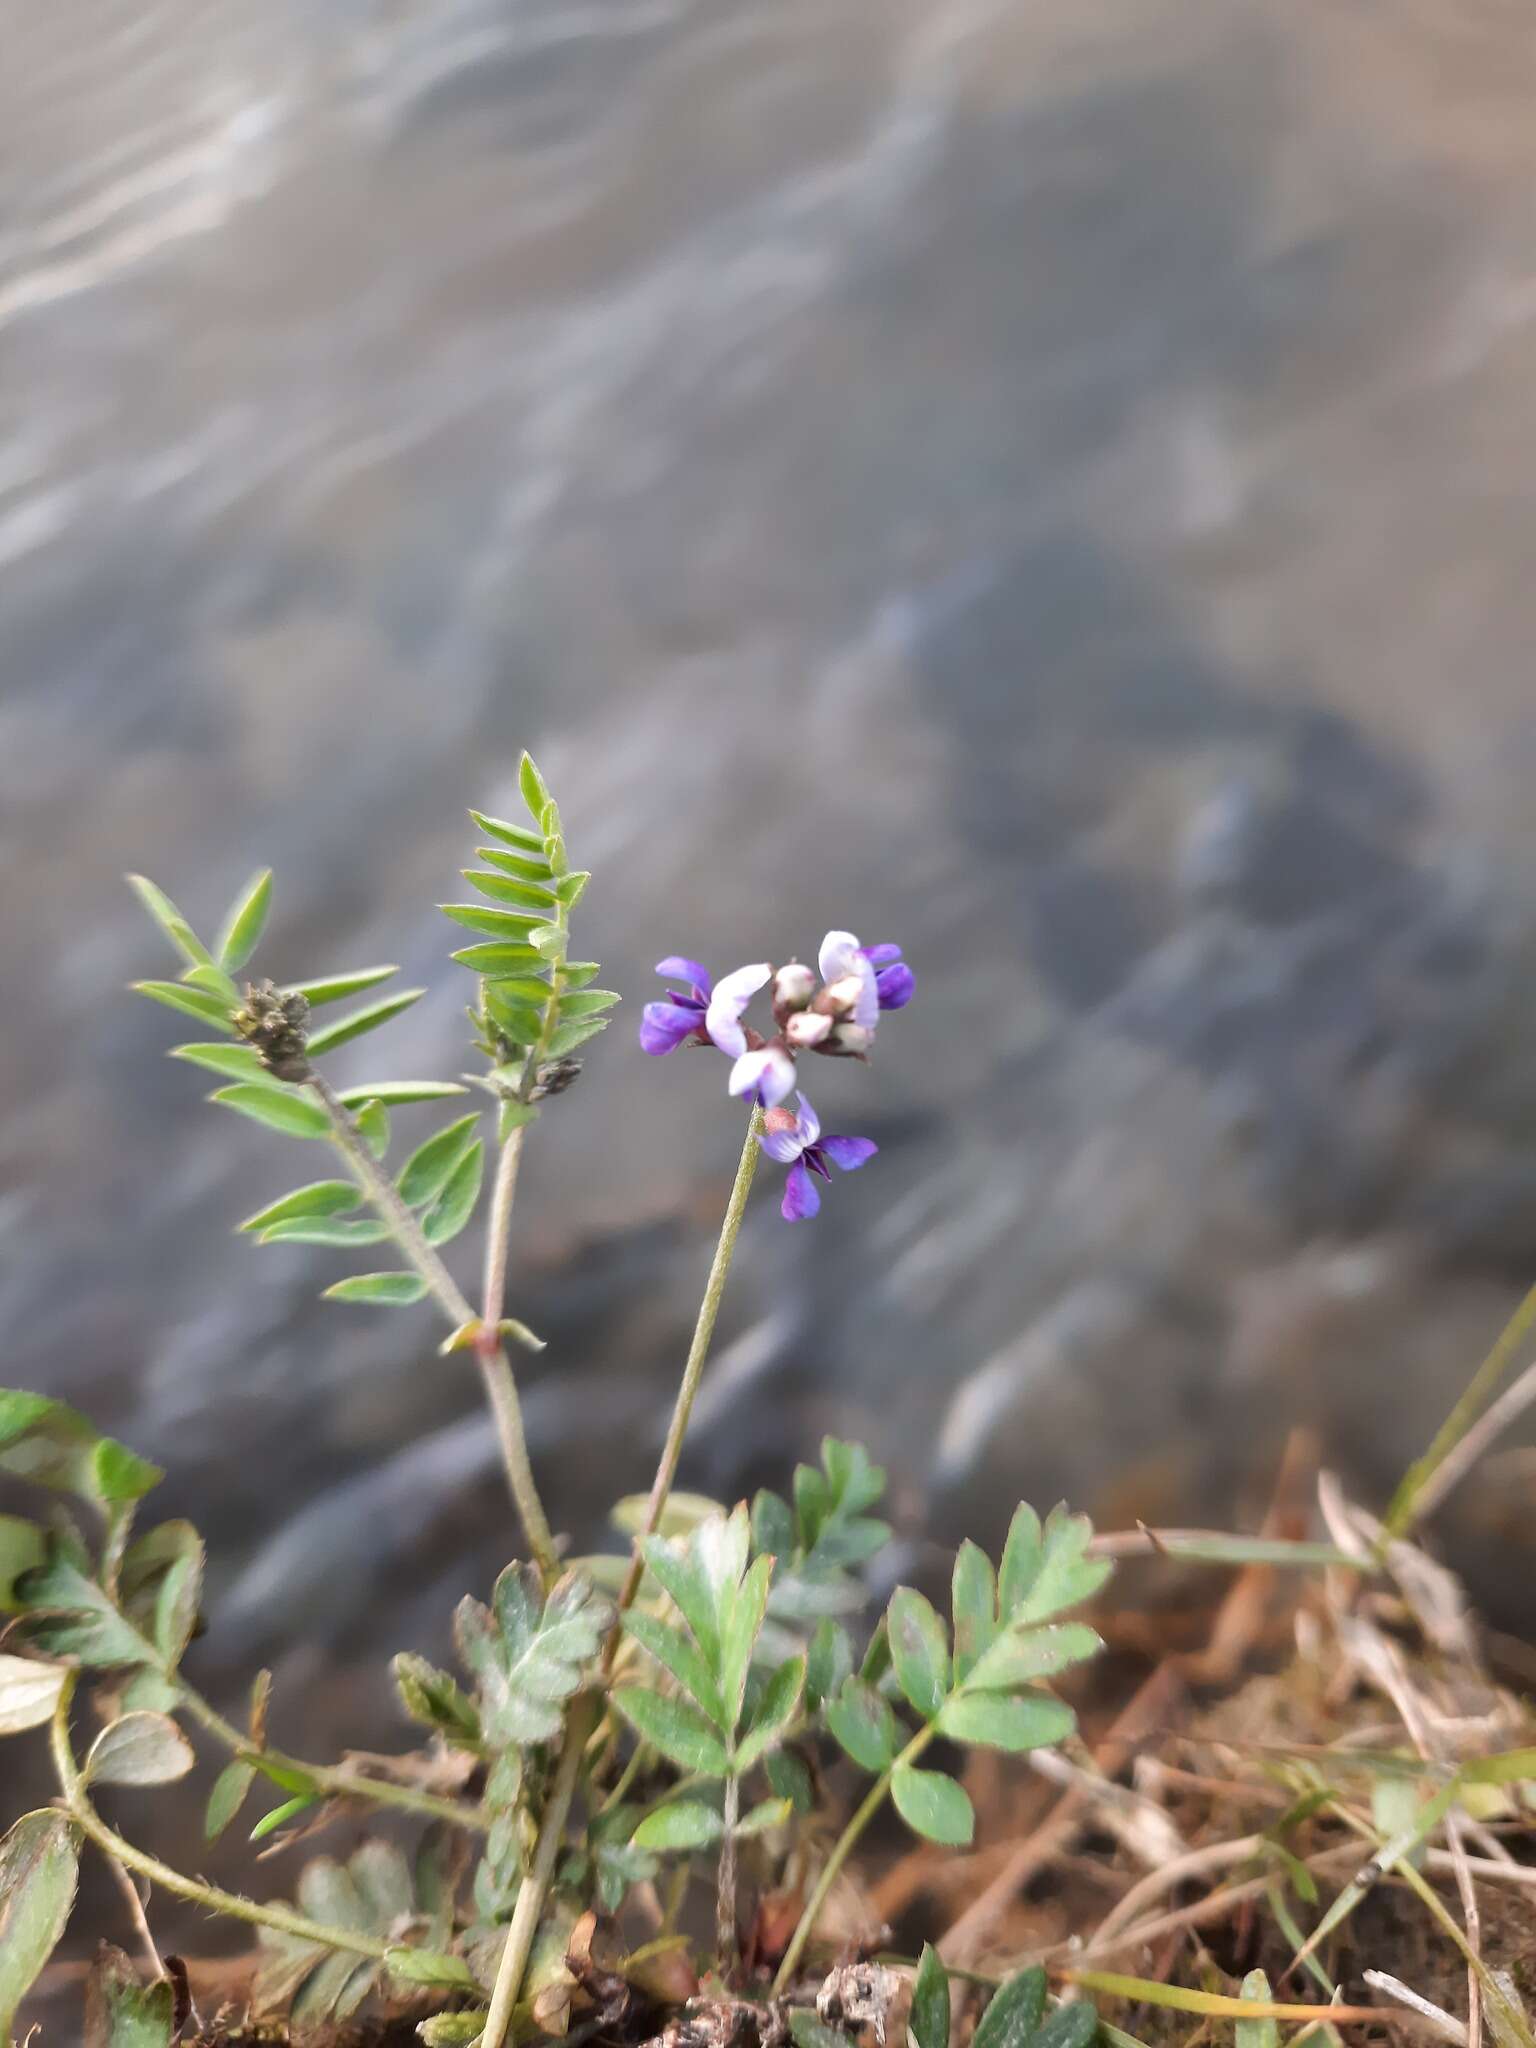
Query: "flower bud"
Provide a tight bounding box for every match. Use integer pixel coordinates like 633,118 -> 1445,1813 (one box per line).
785,1009 -> 833,1049
827,1021 -> 873,1055
773,962 -> 817,1012
819,973 -> 865,1019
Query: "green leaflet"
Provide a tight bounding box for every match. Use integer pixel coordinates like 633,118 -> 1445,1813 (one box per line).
322,1273 -> 428,1306
613,1686 -> 730,1777
974,1968 -> 1048,2048
910,1946 -> 951,2048
397,1115 -> 483,1207
422,1138 -> 484,1245
0,1812 -> 81,2040
131,980 -> 236,1032
305,990 -> 425,1056
456,1565 -> 611,1748
215,869 -> 273,972
891,1764 -> 974,1845
211,1083 -> 330,1138
285,966 -> 399,1006
887,1588 -> 950,1719
126,874 -> 213,970
0,1390 -> 162,1506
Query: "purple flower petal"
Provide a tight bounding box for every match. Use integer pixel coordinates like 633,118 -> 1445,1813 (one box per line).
728,1044 -> 797,1106
706,961 -> 772,1057
639,1000 -> 702,1055
781,1158 -> 821,1221
821,1135 -> 878,1172
655,956 -> 713,996
805,1149 -> 834,1182
758,1127 -> 804,1165
860,943 -> 903,967
818,929 -> 862,984
793,1092 -> 821,1147
875,961 -> 915,1010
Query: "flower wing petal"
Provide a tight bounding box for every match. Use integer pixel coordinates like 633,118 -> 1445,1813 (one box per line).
817,930 -> 861,984
705,961 -> 771,1056
655,956 -> 713,994
640,999 -> 701,1055
729,1045 -> 797,1106
821,1135 -> 878,1172
781,1159 -> 822,1221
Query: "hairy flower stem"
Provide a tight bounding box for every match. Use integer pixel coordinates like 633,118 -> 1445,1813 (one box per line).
481,1692 -> 599,2048
609,1109 -> 764,1640
49,1680 -> 388,1964
717,1771 -> 741,1968
770,1725 -> 936,1996
309,1071 -> 558,1578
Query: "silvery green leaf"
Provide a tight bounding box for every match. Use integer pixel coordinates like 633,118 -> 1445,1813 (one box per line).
998,1505 -> 1042,1617
891,1765 -> 973,1846
238,1181 -> 360,1232
631,1800 -> 724,1851
451,942 -> 546,975
286,965 -> 398,1006
936,1690 -> 1074,1752
639,1534 -> 724,1668
735,1654 -> 804,1771
1010,1508 -> 1110,1622
0,1655 -> 69,1735
422,1138 -> 484,1245
259,1217 -> 390,1248
519,751 -> 550,816
353,1098 -> 390,1156
910,1945 -> 950,2048
458,1566 -> 611,1749
964,1622 -> 1100,1692
10,1550 -> 149,1668
470,809 -> 544,852
397,1115 -> 481,1207
169,1041 -> 265,1079
0,1811 -> 79,2041
973,1966 -> 1046,2048
887,1588 -> 951,1719
392,1653 -> 481,1745
131,980 -> 236,1032
621,1611 -> 724,1729
125,874 -> 212,970
546,1017 -> 607,1059
612,1687 -> 729,1776
558,989 -> 620,1019
84,1712 -> 195,1787
305,990 -> 425,1056
529,922 -> 566,958
211,1083 -> 329,1138
322,1273 -> 428,1306
215,868 -> 273,972
1031,2005 -> 1098,2048
825,1678 -> 898,1773
463,870 -> 558,911
205,1758 -> 257,1841
336,1081 -> 467,1105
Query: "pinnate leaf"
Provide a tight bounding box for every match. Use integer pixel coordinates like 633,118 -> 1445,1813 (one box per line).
457,1565 -> 610,1747
612,1687 -> 730,1776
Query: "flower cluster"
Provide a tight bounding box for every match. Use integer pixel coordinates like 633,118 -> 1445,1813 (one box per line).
640,930 -> 912,1219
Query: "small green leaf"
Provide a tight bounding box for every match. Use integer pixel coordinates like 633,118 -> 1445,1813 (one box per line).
286,966 -> 398,1007
805,1618 -> 853,1713
439,903 -> 548,939
216,869 -> 273,971
250,1793 -> 318,1841
1010,1509 -> 1110,1624
0,1518 -> 46,1613
422,1139 -> 484,1245
545,1016 -> 608,1059
239,1181 -> 360,1232
336,1081 -> 468,1106
965,1622 -> 1101,1692
84,1712 -> 196,1787
1237,1970 -> 1280,2048
260,1217 -> 390,1248
206,1758 -> 258,1840
398,1115 -> 483,1207
85,1944 -> 177,2047
463,870 -> 558,910
386,1947 -> 477,1989
563,961 -> 601,989
612,1688 -> 730,1777
306,990 -> 425,1056
951,1541 -> 998,1684
718,1552 -> 773,1728
323,1273 -> 428,1306
621,1611 -> 724,1728
887,1588 -> 951,1719
482,976 -> 553,1009
632,1800 -> 724,1851
211,1083 -> 330,1138
639,1535 -> 724,1669
937,1690 -> 1075,1752
736,1654 -> 804,1771
452,942 -> 547,975
421,2014 -> 492,2046
0,1811 -> 80,2040
120,1519 -> 203,1666
973,1967 -> 1047,2048
478,847 -> 552,882
998,1506 -> 1043,1620
393,1653 -> 481,1745
0,1392 -> 161,1506
558,988 -> 621,1019
170,1041 -> 266,1080
825,1678 -> 898,1772
737,1795 -> 793,1838
891,1764 -> 974,1845
126,874 -> 212,969
554,871 -> 590,908
1029,2005 -> 1097,2048
519,752 -> 550,817
9,1549 -> 150,1667
131,980 -> 236,1032
470,810 -> 545,853
354,1099 -> 390,1157
910,1946 -> 950,2048
0,1655 -> 69,1735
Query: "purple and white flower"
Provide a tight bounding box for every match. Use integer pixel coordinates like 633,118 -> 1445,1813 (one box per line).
728,1042 -> 798,1108
862,941 -> 915,1012
705,962 -> 772,1058
639,957 -> 717,1056
758,1092 -> 878,1221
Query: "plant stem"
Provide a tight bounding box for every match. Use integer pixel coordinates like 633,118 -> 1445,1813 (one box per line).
609,1109 -> 764,1640
310,1071 -> 558,1577
481,1692 -> 598,2048
481,1120 -> 527,1336
717,1770 -> 740,1969
770,1725 -> 936,1996
49,1679 -> 389,1964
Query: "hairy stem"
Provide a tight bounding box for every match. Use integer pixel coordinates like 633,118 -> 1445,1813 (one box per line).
310,1071 -> 558,1575
480,1121 -> 527,1336
481,1693 -> 598,2048
770,1726 -> 935,1996
609,1109 -> 763,1640
716,1770 -> 740,1969
49,1680 -> 389,1964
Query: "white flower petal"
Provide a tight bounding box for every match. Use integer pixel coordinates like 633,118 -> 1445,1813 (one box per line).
794,1092 -> 821,1146
705,961 -> 771,1056
728,1045 -> 797,1106
817,930 -> 861,984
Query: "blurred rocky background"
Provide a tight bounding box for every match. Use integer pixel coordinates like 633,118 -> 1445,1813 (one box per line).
7,0 -> 1536,1812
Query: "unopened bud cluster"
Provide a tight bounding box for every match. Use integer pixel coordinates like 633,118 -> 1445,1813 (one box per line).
235,979 -> 311,1083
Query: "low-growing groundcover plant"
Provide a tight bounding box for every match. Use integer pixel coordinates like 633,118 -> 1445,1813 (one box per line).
0,757 -> 1114,2047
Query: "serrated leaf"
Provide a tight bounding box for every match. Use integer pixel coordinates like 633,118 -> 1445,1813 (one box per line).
719,1553 -> 773,1728
131,980 -> 236,1032
998,1505 -> 1042,1619
0,1393 -> 161,1506
306,990 -> 425,1057
336,1081 -> 467,1106
259,1216 -> 391,1248
632,1800 -> 724,1851
393,1653 -> 481,1745
11,1550 -> 149,1667
453,941 -> 546,975
545,1016 -> 607,1060
85,1943 -> 177,2048
458,1567 -> 611,1748
910,1945 -> 950,2048
0,1811 -> 80,2040
85,1712 -> 195,1787
0,1655 -> 69,1734
286,966 -> 398,1006
398,1115 -> 482,1208
825,1678 -> 899,1772
463,870 -> 558,910
323,1273 -> 428,1306
519,752 -> 550,817
126,875 -> 212,970
888,1588 -> 950,1719
170,1041 -> 266,1080
239,1181 -> 361,1233
965,1622 -> 1101,1692
891,1765 -> 974,1845
1012,1510 -> 1111,1624
206,1758 -> 257,1841
622,1611 -> 724,1728
354,1098 -> 390,1157
423,1138 -> 484,1245
386,1947 -> 477,1989
735,1654 -> 804,1771
951,1541 -> 998,1684
440,903 -> 548,939
558,989 -> 621,1019
215,869 -> 273,972
211,1082 -> 329,1138
613,1687 -> 730,1776
0,1518 -> 47,1613
973,1967 -> 1047,2048
937,1690 -> 1075,1752
640,1535 -> 724,1669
